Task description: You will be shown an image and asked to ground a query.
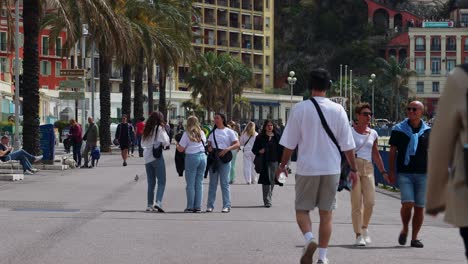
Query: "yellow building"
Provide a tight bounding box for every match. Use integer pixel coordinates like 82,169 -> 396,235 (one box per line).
177,0 -> 274,92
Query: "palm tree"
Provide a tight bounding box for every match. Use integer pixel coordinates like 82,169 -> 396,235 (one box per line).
121,63 -> 132,117
376,56 -> 415,121
232,95 -> 251,121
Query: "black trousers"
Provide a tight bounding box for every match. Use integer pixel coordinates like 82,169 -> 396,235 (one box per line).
460,227 -> 468,259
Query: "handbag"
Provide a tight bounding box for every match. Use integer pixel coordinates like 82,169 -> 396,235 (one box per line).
113,138 -> 119,146
152,125 -> 163,159
213,129 -> 233,163
254,154 -> 263,173
310,97 -> 351,192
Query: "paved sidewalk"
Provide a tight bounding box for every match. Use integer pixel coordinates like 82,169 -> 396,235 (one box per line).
0,148 -> 465,264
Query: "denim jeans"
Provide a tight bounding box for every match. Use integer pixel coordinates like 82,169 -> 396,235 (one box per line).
398,173 -> 427,207
145,157 -> 166,207
185,152 -> 207,210
207,160 -> 231,209
6,149 -> 34,172
73,141 -> 82,166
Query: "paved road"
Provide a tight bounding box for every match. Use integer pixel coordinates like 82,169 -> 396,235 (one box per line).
0,149 -> 465,264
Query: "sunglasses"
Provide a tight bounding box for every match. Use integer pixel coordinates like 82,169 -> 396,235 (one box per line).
406,107 -> 419,112
360,112 -> 373,117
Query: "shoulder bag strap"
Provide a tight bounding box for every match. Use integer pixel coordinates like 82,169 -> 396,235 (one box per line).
310,97 -> 342,153
245,135 -> 252,146
354,129 -> 372,154
153,125 -> 159,145
212,128 -> 220,149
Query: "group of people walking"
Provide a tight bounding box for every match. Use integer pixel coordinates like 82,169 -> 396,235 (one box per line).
67,117 -> 99,168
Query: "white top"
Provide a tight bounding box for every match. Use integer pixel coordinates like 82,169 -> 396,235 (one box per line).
279,97 -> 356,176
207,127 -> 238,149
352,128 -> 378,162
141,125 -> 170,164
240,132 -> 258,152
179,131 -> 207,154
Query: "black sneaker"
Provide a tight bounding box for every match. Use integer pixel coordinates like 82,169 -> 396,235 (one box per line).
123,161 -> 127,166
410,239 -> 424,248
398,232 -> 407,245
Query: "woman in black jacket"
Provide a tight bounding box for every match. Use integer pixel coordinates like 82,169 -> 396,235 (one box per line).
252,119 -> 283,208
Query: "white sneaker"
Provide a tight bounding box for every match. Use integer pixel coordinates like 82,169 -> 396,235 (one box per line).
317,258 -> 329,264
34,155 -> 43,162
24,170 -> 34,175
145,207 -> 154,212
31,168 -> 38,173
362,229 -> 372,244
300,239 -> 317,264
355,235 -> 366,246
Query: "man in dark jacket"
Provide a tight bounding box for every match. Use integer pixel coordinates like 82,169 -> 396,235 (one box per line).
82,117 -> 99,168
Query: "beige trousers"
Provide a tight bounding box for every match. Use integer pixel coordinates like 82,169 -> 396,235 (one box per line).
350,158 -> 375,234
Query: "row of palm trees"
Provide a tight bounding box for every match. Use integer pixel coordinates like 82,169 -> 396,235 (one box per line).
19,0 -> 195,153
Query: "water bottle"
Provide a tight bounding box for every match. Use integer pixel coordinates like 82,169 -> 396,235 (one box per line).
278,172 -> 287,184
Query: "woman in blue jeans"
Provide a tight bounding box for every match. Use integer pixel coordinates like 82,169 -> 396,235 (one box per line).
176,116 -> 207,213
206,113 -> 240,213
141,111 -> 170,212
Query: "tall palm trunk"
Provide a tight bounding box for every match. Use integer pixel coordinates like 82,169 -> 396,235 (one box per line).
159,65 -> 167,120
99,52 -> 112,152
121,63 -> 132,117
133,48 -> 144,120
147,62 -> 154,114
22,0 -> 41,155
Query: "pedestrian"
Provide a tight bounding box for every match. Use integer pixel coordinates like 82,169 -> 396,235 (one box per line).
388,101 -> 431,248
129,119 -> 136,157
228,120 -> 241,184
135,117 -> 145,157
252,119 -> 283,208
240,121 -> 258,184
69,119 -> 83,167
81,117 -> 99,168
0,136 -> 42,174
276,68 -> 358,264
206,113 -> 240,213
176,116 -> 207,213
141,111 -> 170,212
426,65 -> 468,260
115,114 -> 135,166
350,103 -> 387,246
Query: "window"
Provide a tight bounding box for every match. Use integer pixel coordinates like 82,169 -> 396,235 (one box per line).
415,37 -> 425,51
0,57 -> 8,73
40,61 -> 51,76
266,37 -> 270,47
265,74 -> 270,86
432,81 -> 440,93
266,56 -> 270,66
447,37 -> 456,51
431,58 -> 441,74
42,36 -> 49,55
415,57 -> 425,74
447,59 -> 456,72
0,9 -> 6,17
0,32 -> 6,51
56,38 -> 62,57
462,13 -> 468,25
431,37 -> 440,51
416,82 -> 424,93
55,61 -> 62,76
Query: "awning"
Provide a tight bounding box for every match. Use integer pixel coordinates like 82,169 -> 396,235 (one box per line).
250,101 -> 280,107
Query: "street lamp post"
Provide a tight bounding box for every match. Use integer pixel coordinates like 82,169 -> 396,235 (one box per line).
369,73 -> 376,125
82,24 -> 89,126
287,71 -> 297,117
13,0 -> 20,149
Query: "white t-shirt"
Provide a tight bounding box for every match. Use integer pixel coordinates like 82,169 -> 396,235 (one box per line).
279,97 -> 355,176
208,127 -> 238,149
240,132 -> 257,152
179,131 -> 207,154
141,125 -> 170,164
352,128 -> 378,162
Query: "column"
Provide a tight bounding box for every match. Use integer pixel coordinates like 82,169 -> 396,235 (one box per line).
457,35 -> 462,64
409,35 -> 415,70
425,36 -> 431,76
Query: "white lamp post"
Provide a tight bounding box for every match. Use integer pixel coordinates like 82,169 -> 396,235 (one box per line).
287,71 -> 297,113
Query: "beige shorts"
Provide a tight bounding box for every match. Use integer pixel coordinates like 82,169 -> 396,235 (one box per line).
295,174 -> 340,211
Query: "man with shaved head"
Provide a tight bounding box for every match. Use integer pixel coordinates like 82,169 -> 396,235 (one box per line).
388,101 -> 431,248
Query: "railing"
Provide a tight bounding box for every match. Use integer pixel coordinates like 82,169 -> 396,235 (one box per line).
230,21 -> 239,27
205,0 -> 215,4
242,23 -> 252,29
0,42 -> 6,51
446,44 -> 456,51
218,40 -> 228,46
218,20 -> 228,27
254,64 -> 263,70
254,44 -> 262,50
205,17 -> 216,24
253,5 -> 263,11
242,42 -> 252,49
230,41 -> 240,47
217,0 -> 227,6
431,69 -> 441,75
230,0 -> 240,8
253,24 -> 263,31
430,45 -> 441,51
415,45 -> 425,51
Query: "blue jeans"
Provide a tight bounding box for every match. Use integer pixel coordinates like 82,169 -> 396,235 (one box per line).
185,152 -> 207,210
73,141 -> 82,166
6,149 -> 34,172
145,157 -> 166,207
398,173 -> 427,207
207,160 -> 231,209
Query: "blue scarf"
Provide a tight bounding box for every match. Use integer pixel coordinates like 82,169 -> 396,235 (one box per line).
393,118 -> 431,166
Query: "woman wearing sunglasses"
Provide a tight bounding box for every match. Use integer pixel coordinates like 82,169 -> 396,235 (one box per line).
350,103 -> 387,246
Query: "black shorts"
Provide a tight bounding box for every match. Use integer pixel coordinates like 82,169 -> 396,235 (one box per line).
120,144 -> 129,150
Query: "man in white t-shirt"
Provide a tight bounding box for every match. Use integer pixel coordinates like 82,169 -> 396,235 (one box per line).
276,68 -> 358,264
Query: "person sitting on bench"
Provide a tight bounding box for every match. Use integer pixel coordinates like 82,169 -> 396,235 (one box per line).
0,136 -> 42,175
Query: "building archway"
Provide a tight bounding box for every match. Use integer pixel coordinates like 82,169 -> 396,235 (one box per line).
373,8 -> 390,32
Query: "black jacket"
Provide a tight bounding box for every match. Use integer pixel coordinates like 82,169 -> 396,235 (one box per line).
252,132 -> 284,186
174,132 -> 185,177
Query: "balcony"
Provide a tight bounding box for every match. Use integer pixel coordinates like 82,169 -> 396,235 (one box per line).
205,17 -> 215,25
0,42 -> 6,52
218,20 -> 228,27
242,23 -> 252,29
254,44 -> 262,50
254,64 -> 263,70
415,45 -> 425,51
205,0 -> 215,4
218,0 -> 228,6
430,45 -> 441,51
431,69 -> 440,75
446,44 -> 456,51
242,42 -> 252,49
230,21 -> 239,28
253,24 -> 263,31
218,40 -> 228,46
230,41 -> 240,47
230,0 -> 240,8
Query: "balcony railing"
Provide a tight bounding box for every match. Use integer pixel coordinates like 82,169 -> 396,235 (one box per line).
253,24 -> 263,31
218,20 -> 228,27
242,23 -> 252,29
0,42 -> 6,51
205,0 -> 215,4
218,40 -> 228,46
230,41 -> 240,47
242,3 -> 252,10
431,69 -> 441,75
254,64 -> 263,70
415,45 -> 425,51
243,42 -> 252,49
446,44 -> 456,51
230,21 -> 239,27
253,5 -> 263,11
205,17 -> 215,24
217,0 -> 227,6
230,0 -> 240,8
254,44 -> 263,50
430,45 -> 441,51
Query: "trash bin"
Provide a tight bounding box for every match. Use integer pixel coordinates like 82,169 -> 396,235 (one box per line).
40,124 -> 55,164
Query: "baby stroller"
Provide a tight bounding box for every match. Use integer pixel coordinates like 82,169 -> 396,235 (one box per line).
91,147 -> 101,167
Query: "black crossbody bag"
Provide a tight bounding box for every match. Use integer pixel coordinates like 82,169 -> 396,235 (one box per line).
213,129 -> 233,163
310,98 -> 351,192
152,125 -> 163,159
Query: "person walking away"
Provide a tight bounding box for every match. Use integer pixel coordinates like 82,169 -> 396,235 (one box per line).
81,117 -> 99,168
426,65 -> 468,259
115,114 -> 135,166
228,121 -> 241,184
206,113 -> 240,213
0,136 -> 42,174
350,103 -> 388,246
252,119 -> 283,208
276,68 -> 358,264
136,117 -> 145,157
388,101 -> 431,248
240,122 -> 258,184
141,111 -> 170,212
69,119 -> 83,167
176,116 -> 207,213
